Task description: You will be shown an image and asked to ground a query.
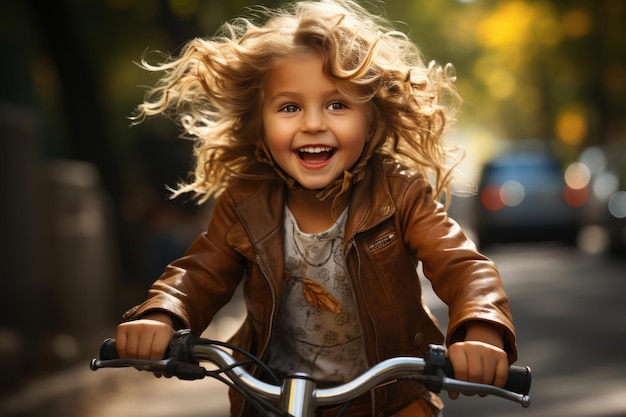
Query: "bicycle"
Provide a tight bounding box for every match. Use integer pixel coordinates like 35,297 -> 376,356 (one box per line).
90,329 -> 531,417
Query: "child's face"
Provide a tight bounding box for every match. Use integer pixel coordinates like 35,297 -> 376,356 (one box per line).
262,53 -> 369,191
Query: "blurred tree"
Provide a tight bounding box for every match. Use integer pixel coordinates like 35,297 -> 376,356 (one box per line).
385,0 -> 625,162
26,0 -> 123,199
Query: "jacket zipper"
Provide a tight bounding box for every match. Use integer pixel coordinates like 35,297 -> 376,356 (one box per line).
345,238 -> 378,417
237,254 -> 278,417
255,253 -> 277,362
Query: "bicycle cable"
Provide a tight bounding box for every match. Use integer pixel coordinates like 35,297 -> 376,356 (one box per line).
197,339 -> 281,385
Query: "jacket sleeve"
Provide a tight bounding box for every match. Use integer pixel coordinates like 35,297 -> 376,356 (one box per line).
123,191 -> 246,335
397,176 -> 517,363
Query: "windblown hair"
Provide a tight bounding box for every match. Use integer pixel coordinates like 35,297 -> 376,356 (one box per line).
133,0 -> 463,205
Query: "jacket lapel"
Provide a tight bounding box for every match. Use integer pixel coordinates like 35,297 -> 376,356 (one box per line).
345,154 -> 395,243
234,180 -> 287,288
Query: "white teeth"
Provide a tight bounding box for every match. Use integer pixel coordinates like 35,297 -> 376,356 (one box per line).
299,146 -> 332,154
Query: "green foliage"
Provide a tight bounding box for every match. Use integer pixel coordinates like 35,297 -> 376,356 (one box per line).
384,0 -> 625,156
3,0 -> 625,163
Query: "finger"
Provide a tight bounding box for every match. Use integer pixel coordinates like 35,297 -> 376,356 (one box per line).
448,344 -> 469,382
465,348 -> 484,385
137,332 -> 156,360
150,329 -> 172,360
472,353 -> 491,397
493,354 -> 510,388
124,331 -> 140,359
116,327 -> 128,359
447,344 -> 468,400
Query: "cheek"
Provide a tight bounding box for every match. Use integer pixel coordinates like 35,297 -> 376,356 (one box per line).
264,124 -> 290,151
262,115 -> 279,145
348,137 -> 368,163
344,120 -> 369,153
262,122 -> 293,163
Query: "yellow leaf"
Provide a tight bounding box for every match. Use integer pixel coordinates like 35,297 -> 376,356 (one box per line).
301,278 -> 342,313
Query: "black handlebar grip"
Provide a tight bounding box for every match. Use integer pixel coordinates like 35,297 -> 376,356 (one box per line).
443,360 -> 531,395
503,365 -> 532,395
100,338 -> 120,360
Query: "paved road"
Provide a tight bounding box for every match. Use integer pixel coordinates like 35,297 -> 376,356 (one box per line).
431,244 -> 626,417
2,244 -> 625,417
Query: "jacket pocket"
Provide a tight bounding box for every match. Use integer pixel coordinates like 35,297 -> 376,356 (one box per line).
367,231 -> 397,252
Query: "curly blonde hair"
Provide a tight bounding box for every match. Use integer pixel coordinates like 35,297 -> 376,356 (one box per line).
133,0 -> 463,205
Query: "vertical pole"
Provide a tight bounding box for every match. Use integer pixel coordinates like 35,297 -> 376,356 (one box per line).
280,373 -> 317,417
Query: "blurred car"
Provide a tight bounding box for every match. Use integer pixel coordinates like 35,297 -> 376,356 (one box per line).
475,145 -> 584,248
579,144 -> 626,254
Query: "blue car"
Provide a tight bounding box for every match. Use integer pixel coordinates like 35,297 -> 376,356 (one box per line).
475,146 -> 583,248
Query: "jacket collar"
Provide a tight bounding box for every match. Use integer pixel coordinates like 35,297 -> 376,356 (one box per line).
233,153 -> 395,247
344,154 -> 395,241
234,179 -> 286,246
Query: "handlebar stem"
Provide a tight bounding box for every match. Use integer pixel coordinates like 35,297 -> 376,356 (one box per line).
281,373 -> 317,417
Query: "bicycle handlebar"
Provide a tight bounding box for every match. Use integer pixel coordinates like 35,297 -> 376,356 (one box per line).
91,330 -> 531,413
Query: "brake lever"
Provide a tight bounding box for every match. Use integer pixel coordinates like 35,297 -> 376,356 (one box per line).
91,357 -> 208,380
440,377 -> 531,408
90,358 -> 170,372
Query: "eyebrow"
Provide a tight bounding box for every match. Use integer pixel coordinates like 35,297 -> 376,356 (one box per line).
266,88 -> 344,104
267,91 -> 299,102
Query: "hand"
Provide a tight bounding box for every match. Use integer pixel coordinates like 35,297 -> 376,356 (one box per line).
447,321 -> 508,400
116,312 -> 176,362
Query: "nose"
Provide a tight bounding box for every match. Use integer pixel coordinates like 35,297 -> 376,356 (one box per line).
301,109 -> 326,133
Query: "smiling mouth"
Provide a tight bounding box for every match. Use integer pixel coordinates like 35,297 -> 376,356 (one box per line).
297,146 -> 335,164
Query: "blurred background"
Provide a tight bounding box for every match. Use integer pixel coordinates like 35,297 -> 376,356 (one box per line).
1,0 -> 625,416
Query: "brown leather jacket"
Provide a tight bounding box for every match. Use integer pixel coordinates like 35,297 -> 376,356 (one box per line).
124,154 -> 517,416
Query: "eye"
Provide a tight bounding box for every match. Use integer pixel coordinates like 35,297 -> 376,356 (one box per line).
327,101 -> 348,111
278,104 -> 300,113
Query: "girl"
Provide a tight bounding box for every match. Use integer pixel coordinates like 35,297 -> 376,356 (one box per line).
116,1 -> 517,416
